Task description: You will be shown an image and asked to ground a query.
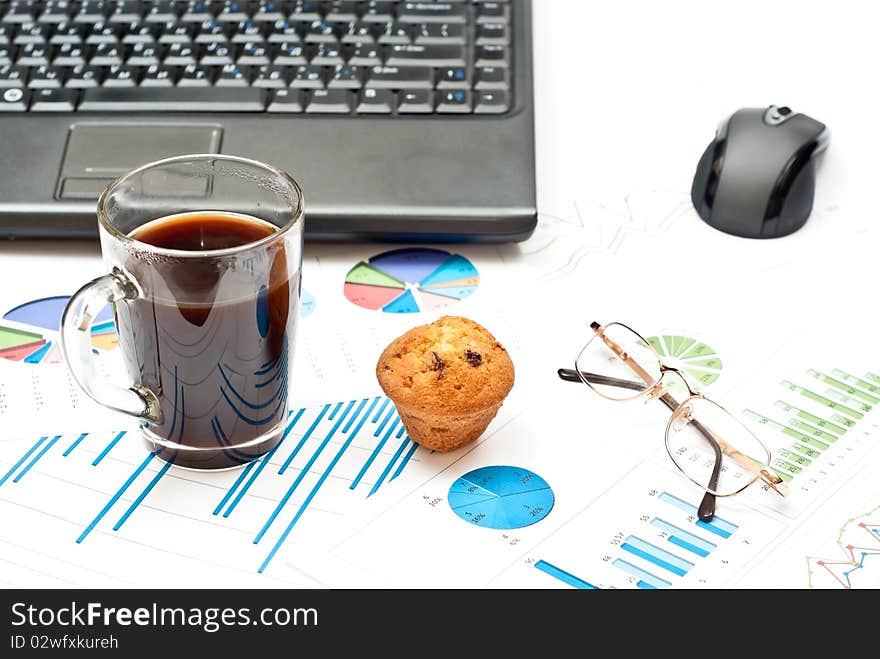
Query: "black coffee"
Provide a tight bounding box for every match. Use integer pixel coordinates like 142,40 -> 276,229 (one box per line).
117,211 -> 296,469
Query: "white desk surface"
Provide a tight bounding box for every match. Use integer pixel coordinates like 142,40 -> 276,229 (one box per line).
1,0 -> 877,276
1,0 -> 879,590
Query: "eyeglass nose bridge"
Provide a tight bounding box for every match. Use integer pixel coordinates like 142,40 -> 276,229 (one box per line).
644,364 -> 701,402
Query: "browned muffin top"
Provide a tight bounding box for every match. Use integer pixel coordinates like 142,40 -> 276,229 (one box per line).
376,316 -> 515,415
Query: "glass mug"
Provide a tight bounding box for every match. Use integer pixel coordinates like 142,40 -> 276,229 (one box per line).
60,154 -> 304,470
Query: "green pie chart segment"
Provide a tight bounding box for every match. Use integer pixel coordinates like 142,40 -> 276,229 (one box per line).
646,334 -> 723,388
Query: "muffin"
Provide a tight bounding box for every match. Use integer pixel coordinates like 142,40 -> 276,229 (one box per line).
376,316 -> 515,452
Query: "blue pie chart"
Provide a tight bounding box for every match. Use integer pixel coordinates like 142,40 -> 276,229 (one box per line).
448,465 -> 554,530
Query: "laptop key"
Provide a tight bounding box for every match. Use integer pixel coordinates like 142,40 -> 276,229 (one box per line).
435,65 -> 469,89
0,65 -> 28,87
14,22 -> 50,44
303,19 -> 339,44
4,2 -> 39,24
328,64 -> 363,89
194,21 -> 229,43
27,64 -> 65,88
385,44 -> 465,67
237,41 -> 271,64
0,86 -> 29,110
346,42 -> 381,65
290,64 -> 323,88
75,1 -> 111,24
311,43 -> 344,65
266,88 -> 304,112
474,89 -> 508,114
253,2 -> 287,23
474,65 -> 507,90
49,22 -> 88,44
177,62 -> 213,85
52,42 -> 88,65
109,1 -> 146,24
289,1 -> 325,22
266,20 -> 301,43
159,22 -> 197,44
475,23 -> 509,46
85,22 -> 122,44
305,88 -> 352,113
39,2 -> 77,24
163,42 -> 197,64
475,44 -> 508,67
252,64 -> 289,88
476,2 -> 510,24
355,87 -> 392,113
365,64 -> 432,89
101,63 -> 139,86
377,22 -> 413,46
398,3 -> 467,24
435,88 -> 471,113
230,21 -> 268,43
412,23 -> 466,45
215,63 -> 251,86
79,86 -> 267,111
216,2 -> 251,23
30,87 -> 78,110
199,41 -> 235,64
126,42 -> 162,65
17,43 -> 50,66
360,2 -> 396,24
396,89 -> 433,113
326,1 -> 359,23
145,1 -> 180,24
179,2 -> 215,23
64,63 -> 103,87
140,63 -> 177,86
119,21 -> 157,44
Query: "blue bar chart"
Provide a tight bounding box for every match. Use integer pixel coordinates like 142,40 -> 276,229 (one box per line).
491,462 -> 783,589
0,393 -> 432,586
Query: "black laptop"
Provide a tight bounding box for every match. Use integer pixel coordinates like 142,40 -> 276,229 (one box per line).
0,0 -> 536,242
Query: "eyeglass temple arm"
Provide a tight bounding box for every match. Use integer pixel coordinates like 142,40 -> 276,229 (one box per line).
557,368 -> 646,392
585,322 -> 723,520
558,364 -> 722,520
590,321 -> 722,522
597,315 -> 783,497
694,419 -> 786,495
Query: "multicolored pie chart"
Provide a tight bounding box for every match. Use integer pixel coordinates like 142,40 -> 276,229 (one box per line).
0,296 -> 117,365
344,248 -> 479,314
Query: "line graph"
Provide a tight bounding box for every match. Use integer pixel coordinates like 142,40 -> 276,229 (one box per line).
523,189 -> 693,282
806,503 -> 880,589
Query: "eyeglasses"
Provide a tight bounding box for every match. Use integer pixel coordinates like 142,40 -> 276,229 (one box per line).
558,321 -> 787,522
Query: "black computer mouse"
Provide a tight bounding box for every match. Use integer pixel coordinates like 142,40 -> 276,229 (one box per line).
691,105 -> 830,238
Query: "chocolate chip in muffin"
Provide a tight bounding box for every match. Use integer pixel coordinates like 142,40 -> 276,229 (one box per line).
431,351 -> 446,380
464,349 -> 482,367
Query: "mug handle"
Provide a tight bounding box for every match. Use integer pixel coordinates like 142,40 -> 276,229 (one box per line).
60,271 -> 161,422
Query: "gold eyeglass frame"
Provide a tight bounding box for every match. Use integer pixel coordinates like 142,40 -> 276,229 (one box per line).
559,321 -> 787,522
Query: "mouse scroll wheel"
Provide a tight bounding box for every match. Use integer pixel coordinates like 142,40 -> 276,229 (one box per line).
765,106 -> 793,125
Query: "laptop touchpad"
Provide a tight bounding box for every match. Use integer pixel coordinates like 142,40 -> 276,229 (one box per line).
56,123 -> 223,200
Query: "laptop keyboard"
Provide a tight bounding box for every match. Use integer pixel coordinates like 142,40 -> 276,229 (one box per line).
0,0 -> 512,114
